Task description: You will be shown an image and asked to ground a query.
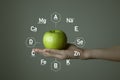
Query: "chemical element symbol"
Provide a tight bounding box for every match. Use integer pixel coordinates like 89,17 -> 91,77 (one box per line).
25,37 -> 36,48
30,26 -> 37,32
74,37 -> 86,48
51,60 -> 61,72
51,12 -> 61,23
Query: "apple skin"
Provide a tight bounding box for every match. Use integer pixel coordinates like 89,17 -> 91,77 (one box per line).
43,30 -> 67,50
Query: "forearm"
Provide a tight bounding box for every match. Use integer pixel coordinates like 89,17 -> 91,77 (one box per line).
83,46 -> 120,61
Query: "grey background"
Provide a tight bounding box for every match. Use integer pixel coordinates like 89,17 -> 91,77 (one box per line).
1,0 -> 120,80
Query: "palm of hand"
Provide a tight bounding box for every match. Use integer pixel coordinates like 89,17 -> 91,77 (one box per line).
33,44 -> 84,59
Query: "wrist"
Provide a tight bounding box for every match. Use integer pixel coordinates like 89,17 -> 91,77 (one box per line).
83,49 -> 92,59
78,49 -> 92,59
87,49 -> 103,59
78,48 -> 100,60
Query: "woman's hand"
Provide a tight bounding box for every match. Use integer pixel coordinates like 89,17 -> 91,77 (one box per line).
32,44 -> 88,59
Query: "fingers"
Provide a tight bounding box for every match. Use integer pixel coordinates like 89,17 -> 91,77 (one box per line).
43,49 -> 63,55
32,48 -> 44,53
32,48 -> 49,57
43,49 -> 66,59
32,48 -> 66,59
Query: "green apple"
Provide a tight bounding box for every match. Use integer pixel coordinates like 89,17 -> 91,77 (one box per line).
43,30 -> 67,49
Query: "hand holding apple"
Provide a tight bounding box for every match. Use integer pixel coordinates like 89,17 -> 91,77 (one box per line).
43,30 -> 67,50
